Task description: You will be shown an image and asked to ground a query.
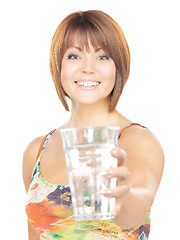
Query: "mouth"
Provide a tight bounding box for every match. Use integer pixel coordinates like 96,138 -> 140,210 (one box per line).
75,80 -> 101,85
75,80 -> 101,88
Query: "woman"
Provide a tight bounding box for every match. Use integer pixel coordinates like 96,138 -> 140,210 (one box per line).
23,10 -> 164,239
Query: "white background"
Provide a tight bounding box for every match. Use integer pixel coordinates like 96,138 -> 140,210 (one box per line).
0,0 -> 179,239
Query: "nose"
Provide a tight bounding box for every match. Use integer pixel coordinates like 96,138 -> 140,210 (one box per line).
82,57 -> 95,74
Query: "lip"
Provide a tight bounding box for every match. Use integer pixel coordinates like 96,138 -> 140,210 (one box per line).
75,79 -> 100,83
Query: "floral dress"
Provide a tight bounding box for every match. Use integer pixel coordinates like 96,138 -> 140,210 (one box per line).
25,123 -> 150,239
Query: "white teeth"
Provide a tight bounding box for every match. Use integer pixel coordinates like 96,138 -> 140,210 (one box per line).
76,81 -> 100,87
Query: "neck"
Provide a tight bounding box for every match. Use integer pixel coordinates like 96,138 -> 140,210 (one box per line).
66,98 -> 120,128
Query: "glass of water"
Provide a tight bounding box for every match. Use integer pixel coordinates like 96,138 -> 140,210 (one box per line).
60,126 -> 120,221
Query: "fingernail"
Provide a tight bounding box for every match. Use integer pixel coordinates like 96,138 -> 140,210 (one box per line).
106,189 -> 112,194
100,170 -> 113,176
100,189 -> 112,195
100,190 -> 106,194
99,171 -> 108,176
111,149 -> 117,155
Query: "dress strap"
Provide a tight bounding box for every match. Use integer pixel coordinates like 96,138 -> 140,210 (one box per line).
31,129 -> 56,181
118,123 -> 148,139
36,129 -> 57,161
35,133 -> 49,161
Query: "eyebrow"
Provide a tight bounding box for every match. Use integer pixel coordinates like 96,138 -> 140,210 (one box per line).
74,46 -> 103,52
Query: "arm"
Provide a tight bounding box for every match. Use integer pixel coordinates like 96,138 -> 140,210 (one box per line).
22,136 -> 44,240
28,221 -> 40,240
101,126 -> 164,228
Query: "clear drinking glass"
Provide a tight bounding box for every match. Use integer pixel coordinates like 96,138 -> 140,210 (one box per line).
60,126 -> 120,221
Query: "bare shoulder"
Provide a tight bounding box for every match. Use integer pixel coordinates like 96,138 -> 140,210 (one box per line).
119,124 -> 164,157
119,124 -> 164,189
22,134 -> 46,192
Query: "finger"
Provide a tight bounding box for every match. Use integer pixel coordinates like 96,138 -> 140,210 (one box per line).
100,166 -> 130,180
110,148 -> 127,166
100,184 -> 130,198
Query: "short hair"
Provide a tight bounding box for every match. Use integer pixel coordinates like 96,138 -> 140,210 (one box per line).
49,10 -> 131,112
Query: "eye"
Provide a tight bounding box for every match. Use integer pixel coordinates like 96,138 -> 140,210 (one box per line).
67,54 -> 80,60
98,55 -> 110,60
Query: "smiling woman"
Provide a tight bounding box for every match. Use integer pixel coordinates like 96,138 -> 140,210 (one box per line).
23,9 -> 164,240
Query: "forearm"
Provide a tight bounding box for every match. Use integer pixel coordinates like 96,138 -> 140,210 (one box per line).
113,187 -> 153,228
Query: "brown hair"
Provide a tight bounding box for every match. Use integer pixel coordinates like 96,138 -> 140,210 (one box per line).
49,10 -> 131,112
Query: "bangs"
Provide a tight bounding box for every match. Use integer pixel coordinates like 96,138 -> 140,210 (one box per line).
62,21 -> 111,55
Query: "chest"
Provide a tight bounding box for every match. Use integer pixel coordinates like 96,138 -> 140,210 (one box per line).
39,138 -> 70,186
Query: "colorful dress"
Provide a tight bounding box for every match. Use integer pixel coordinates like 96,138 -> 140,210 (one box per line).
25,123 -> 150,239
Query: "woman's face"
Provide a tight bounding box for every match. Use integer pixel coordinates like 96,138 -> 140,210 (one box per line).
61,38 -> 116,106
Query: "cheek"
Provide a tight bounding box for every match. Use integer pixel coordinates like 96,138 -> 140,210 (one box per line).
61,61 -> 79,82
61,61 -> 70,80
100,63 -> 116,85
61,61 -> 79,95
61,62 -> 71,93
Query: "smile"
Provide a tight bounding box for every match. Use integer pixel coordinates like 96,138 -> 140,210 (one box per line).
75,81 -> 101,90
75,81 -> 101,87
